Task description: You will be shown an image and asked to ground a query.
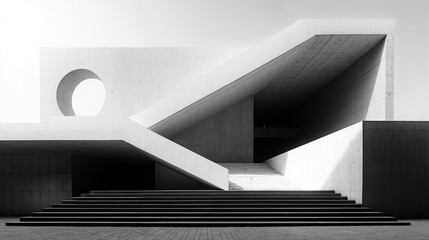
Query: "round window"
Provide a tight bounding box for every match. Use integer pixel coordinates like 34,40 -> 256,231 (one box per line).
57,69 -> 106,116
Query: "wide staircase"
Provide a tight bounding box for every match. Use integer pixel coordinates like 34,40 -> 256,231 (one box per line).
220,163 -> 298,190
6,190 -> 409,226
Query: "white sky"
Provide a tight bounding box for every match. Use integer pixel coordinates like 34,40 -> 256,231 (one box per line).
72,79 -> 105,116
0,0 -> 428,122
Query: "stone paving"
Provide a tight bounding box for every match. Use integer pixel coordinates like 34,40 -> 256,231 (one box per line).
0,218 -> 428,240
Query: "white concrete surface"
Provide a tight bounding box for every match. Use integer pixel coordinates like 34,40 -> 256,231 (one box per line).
0,117 -> 229,190
220,163 -> 298,190
130,19 -> 393,137
266,122 -> 363,203
41,48 -> 247,122
2,1 -> 428,124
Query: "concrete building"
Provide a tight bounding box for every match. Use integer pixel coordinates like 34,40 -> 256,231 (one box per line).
0,0 -> 428,229
0,19 -> 423,226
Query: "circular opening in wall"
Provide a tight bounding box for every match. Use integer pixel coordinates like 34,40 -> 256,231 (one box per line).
72,79 -> 106,116
57,69 -> 106,116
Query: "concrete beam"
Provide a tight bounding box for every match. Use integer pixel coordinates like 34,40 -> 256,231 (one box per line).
0,117 -> 229,190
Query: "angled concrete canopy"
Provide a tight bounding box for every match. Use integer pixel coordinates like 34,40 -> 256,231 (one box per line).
130,19 -> 393,138
254,34 -> 385,115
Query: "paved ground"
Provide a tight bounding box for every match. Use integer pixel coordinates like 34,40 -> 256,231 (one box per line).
0,218 -> 428,240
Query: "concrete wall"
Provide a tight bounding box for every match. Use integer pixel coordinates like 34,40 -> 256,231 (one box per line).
40,47 -> 246,121
0,154 -> 72,216
255,37 -> 392,161
172,96 -> 253,163
363,121 -> 429,218
266,122 -> 363,203
267,121 -> 429,217
297,38 -> 392,145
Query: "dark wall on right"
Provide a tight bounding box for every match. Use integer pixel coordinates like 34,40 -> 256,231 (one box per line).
363,121 -> 429,218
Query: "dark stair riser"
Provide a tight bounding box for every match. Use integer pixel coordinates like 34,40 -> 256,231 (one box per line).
6,221 -> 410,227
42,207 -> 374,212
75,196 -> 347,200
89,190 -> 336,194
62,200 -> 355,204
33,212 -> 385,217
52,203 -> 362,208
81,192 -> 341,197
20,216 -> 398,222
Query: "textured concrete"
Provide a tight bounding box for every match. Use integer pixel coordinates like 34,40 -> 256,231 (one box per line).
173,96 -> 253,163
255,35 -> 388,118
0,117 -> 229,190
0,218 -> 426,240
131,19 -> 394,138
363,121 -> 429,218
41,48 -> 247,121
255,36 -> 392,161
0,151 -> 156,216
297,39 -> 391,146
266,121 -> 429,218
0,154 -> 71,216
266,123 -> 363,203
56,69 -> 102,116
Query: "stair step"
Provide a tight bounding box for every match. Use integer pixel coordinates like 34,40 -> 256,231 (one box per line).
53,203 -> 362,208
6,189 -> 408,227
6,221 -> 410,227
81,193 -> 342,197
75,196 -> 345,200
33,211 -> 384,216
43,207 -> 373,212
20,216 -> 398,222
62,199 -> 354,204
89,190 -> 336,194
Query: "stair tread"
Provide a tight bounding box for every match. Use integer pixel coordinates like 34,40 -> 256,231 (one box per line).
62,199 -> 354,204
33,211 -> 383,215
43,207 -> 373,211
86,191 -> 337,193
21,216 -> 398,221
7,189 -> 405,227
6,221 -> 411,226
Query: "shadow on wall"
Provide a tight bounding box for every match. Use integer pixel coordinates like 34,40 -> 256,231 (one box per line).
296,39 -> 386,148
255,38 -> 386,161
266,122 -> 363,203
154,163 -> 217,190
72,153 -> 155,196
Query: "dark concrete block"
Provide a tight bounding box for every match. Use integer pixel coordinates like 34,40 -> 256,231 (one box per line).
3,192 -> 12,215
3,174 -> 12,192
363,121 -> 429,218
30,156 -> 40,174
40,156 -> 49,174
